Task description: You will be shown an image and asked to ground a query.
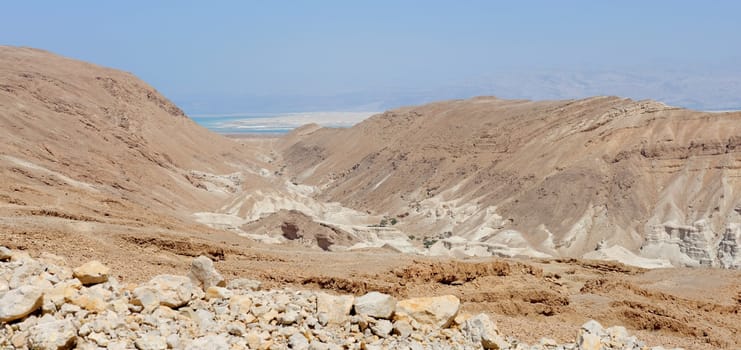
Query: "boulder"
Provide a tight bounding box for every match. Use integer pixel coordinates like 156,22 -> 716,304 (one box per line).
72,261 -> 110,285
0,285 -> 43,323
27,318 -> 77,350
316,292 -> 354,325
354,291 -> 396,319
187,256 -> 225,290
462,313 -> 507,350
9,259 -> 45,289
395,295 -> 460,328
133,275 -> 197,310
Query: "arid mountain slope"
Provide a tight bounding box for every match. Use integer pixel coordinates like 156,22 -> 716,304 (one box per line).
279,96 -> 741,267
0,46 -> 272,236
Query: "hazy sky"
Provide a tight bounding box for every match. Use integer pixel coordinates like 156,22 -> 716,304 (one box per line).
2,1 -> 740,113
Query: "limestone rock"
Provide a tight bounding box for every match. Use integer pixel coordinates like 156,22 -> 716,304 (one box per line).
288,333 -> 310,350
187,256 -> 225,290
316,292 -> 354,325
226,278 -> 262,291
186,334 -> 229,350
370,319 -> 393,337
578,320 -> 605,350
9,259 -> 44,289
0,285 -> 43,323
395,295 -> 460,328
354,291 -> 396,319
28,318 -> 77,350
462,314 -> 507,350
72,260 -> 110,285
134,333 -> 167,350
0,246 -> 11,261
205,286 -> 232,300
133,274 -> 197,309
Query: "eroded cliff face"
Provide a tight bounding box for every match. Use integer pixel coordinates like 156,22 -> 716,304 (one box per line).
279,97 -> 741,268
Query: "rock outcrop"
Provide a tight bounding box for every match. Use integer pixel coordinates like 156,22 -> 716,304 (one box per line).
0,246 -> 682,349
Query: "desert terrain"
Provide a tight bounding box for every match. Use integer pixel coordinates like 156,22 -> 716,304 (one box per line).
1,46 -> 740,349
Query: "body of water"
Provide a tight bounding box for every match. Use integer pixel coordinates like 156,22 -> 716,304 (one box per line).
190,111 -> 377,135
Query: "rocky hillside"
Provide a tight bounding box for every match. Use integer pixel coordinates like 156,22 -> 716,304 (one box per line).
279,97 -> 741,268
0,46 -> 269,231
0,246 -> 683,350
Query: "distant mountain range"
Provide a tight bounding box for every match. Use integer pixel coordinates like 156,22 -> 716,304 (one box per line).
175,66 -> 741,115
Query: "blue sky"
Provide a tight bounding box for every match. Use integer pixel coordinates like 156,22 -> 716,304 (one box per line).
2,1 -> 740,113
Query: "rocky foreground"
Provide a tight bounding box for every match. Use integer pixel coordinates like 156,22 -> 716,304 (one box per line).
0,246 -> 680,350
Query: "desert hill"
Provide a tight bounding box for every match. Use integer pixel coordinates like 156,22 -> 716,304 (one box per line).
0,46 -> 256,223
278,96 -> 741,267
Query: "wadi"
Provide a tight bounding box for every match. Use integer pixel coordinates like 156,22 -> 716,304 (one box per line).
1,47 -> 739,349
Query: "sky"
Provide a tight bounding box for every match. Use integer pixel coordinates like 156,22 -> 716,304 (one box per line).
2,1 -> 741,113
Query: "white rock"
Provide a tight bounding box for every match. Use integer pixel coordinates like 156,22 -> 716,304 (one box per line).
0,278 -> 8,293
187,256 -> 225,290
226,278 -> 261,291
9,259 -> 44,289
72,260 -> 110,285
580,319 -> 605,336
316,292 -> 354,325
0,285 -> 43,322
354,292 -> 396,319
578,333 -> 602,350
395,295 -> 460,328
133,275 -> 197,310
186,334 -> 229,350
28,318 -> 77,350
135,332 -> 167,350
289,333 -> 310,350
462,313 -> 507,350
393,320 -> 414,338
280,309 -> 300,325
370,319 -> 393,337
205,286 -> 232,299
0,246 -> 11,260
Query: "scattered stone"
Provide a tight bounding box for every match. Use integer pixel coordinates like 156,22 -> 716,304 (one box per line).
226,278 -> 262,291
187,334 -> 229,350
316,292 -> 354,325
0,246 -> 11,261
73,260 -> 110,285
289,333 -> 310,350
134,332 -> 167,350
27,318 -> 77,350
354,291 -> 396,319
0,285 -> 43,322
395,295 -> 460,328
205,286 -> 232,299
393,320 -> 414,338
187,256 -> 225,290
134,274 -> 197,309
462,313 -> 507,350
0,254 -> 681,350
370,319 -> 393,338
